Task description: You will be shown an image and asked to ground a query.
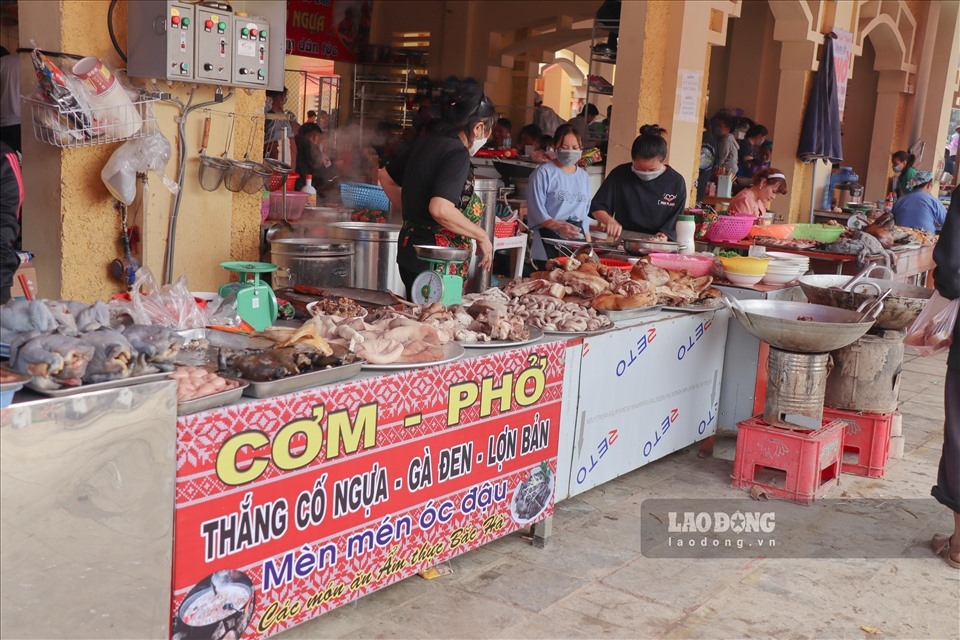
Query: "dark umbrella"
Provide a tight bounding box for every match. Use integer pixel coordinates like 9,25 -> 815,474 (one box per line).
798,33 -> 843,163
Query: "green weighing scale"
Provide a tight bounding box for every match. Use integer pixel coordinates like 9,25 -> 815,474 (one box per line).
411,245 -> 472,306
218,261 -> 279,331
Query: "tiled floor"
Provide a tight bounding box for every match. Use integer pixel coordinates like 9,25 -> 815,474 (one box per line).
278,351 -> 959,640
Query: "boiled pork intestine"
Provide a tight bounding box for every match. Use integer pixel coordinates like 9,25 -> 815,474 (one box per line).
288,314 -> 448,365
506,295 -> 612,332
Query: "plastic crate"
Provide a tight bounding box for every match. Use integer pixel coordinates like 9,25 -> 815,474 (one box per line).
704,215 -> 756,242
267,192 -> 309,221
340,181 -> 390,211
823,407 -> 894,478
792,223 -> 844,243
732,415 -> 845,504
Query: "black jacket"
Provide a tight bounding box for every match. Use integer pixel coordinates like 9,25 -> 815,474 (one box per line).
0,141 -> 21,303
933,186 -> 960,369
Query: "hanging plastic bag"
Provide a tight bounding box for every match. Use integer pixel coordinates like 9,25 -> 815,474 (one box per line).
903,291 -> 958,357
101,132 -> 179,204
116,268 -> 208,329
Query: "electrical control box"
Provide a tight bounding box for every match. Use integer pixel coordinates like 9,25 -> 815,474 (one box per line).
127,1 -> 284,90
195,6 -> 232,83
231,15 -> 269,88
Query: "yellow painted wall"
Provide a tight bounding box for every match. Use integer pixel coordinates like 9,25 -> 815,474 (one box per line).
20,0 -> 263,302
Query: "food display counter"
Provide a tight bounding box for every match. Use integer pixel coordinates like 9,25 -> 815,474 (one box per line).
1,305 -> 725,640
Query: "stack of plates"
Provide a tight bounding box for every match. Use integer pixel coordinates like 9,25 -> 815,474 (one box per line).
763,251 -> 810,285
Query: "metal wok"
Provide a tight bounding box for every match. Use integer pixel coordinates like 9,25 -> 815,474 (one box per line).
724,298 -> 876,353
798,274 -> 932,330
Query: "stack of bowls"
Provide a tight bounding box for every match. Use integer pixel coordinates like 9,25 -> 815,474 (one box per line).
762,251 -> 810,285
716,256 -> 772,286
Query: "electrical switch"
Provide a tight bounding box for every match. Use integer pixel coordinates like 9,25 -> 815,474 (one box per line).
205,19 -> 214,30
203,63 -> 213,71
241,27 -> 250,37
171,15 -> 181,26
181,17 -> 190,27
259,31 -> 267,40
218,21 -> 227,32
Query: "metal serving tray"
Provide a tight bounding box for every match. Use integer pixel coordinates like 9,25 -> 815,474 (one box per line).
241,362 -> 363,399
26,372 -> 172,398
177,379 -> 249,416
598,305 -> 664,321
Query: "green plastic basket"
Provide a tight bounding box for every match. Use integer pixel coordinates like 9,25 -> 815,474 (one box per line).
792,224 -> 844,243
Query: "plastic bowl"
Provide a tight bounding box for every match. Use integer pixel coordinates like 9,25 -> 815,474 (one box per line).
648,253 -> 716,277
724,272 -> 764,286
717,255 -> 772,276
765,251 -> 808,264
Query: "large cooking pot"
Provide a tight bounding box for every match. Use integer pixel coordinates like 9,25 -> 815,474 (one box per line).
798,274 -> 932,330
327,222 -> 404,296
175,570 -> 255,639
270,238 -> 355,289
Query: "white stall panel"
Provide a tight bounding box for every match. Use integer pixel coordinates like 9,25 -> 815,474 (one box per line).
568,312 -> 728,496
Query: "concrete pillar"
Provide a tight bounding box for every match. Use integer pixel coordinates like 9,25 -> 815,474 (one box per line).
911,0 -> 960,183
864,73 -> 906,201
769,40 -> 819,222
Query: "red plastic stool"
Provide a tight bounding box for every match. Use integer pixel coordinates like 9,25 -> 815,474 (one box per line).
732,416 -> 845,504
823,407 -> 894,478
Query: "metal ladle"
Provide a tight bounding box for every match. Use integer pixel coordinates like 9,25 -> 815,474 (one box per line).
264,123 -> 295,240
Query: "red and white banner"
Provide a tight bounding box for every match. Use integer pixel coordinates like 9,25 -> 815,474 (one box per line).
172,342 -> 564,638
285,0 -> 372,62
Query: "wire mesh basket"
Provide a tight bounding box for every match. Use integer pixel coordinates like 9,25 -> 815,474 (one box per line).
24,92 -> 159,148
340,181 -> 390,211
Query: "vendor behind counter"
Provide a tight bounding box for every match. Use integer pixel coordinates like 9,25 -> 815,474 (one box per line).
589,124 -> 687,240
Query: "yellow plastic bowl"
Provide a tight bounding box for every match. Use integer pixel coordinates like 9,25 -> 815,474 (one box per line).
718,256 -> 772,276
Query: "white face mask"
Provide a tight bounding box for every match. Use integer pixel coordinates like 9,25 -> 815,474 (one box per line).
469,135 -> 489,156
632,166 -> 666,181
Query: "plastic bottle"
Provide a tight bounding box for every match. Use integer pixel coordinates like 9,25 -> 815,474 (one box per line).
676,214 -> 696,254
503,133 -> 512,150
300,174 -> 317,207
884,192 -> 895,213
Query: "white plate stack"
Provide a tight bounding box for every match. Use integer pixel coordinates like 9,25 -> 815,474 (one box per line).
762,251 -> 810,285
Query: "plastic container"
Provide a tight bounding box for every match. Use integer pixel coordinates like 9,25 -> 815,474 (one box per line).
675,214 -> 696,254
732,415 -> 845,504
267,192 -> 309,221
704,215 -> 755,242
0,386 -> 21,408
494,220 -> 519,237
300,175 -> 317,207
717,255 -> 771,276
792,223 -> 844,243
340,181 -> 391,211
823,407 -> 894,478
648,253 -> 715,277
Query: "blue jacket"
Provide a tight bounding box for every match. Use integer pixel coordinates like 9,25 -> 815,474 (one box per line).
892,189 -> 947,233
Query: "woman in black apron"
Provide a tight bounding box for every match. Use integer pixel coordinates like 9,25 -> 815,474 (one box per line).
379,83 -> 497,299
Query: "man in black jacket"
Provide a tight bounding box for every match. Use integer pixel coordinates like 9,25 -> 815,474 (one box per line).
931,185 -> 960,569
0,141 -> 22,303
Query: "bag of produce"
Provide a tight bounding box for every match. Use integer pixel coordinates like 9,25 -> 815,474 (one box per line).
904,291 -> 958,357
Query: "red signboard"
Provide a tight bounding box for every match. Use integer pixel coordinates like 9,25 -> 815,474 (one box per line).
172,343 -> 564,638
285,0 -> 372,62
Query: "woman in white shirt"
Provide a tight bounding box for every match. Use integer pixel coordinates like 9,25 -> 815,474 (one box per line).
527,124 -> 592,270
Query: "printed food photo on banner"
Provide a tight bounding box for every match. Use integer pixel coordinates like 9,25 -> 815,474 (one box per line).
173,570 -> 256,640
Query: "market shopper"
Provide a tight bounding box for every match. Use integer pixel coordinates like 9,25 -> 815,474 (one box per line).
527,124 -> 592,270
737,124 -> 769,183
379,84 -> 497,298
264,88 -> 299,165
715,114 -> 739,176
485,118 -> 512,150
589,124 -> 687,241
293,123 -> 333,192
532,93 -> 566,137
727,168 -> 788,217
931,185 -> 960,570
891,171 -> 947,233
891,150 -> 918,196
0,142 -> 22,304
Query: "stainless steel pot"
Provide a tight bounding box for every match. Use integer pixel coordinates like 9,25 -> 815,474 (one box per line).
327,222 -> 403,296
270,238 -> 355,289
798,274 -> 931,330
469,177 -> 502,292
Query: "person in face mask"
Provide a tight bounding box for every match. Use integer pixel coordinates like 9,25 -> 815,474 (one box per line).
526,124 -> 592,270
379,83 -> 498,298
589,124 -> 688,241
891,150 -> 918,197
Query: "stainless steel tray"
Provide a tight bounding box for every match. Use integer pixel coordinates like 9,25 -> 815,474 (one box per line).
598,305 -> 664,321
461,326 -> 544,349
26,372 -> 172,398
361,342 -> 464,371
177,379 -> 248,415
0,368 -> 30,392
541,322 -> 616,336
661,298 -> 725,312
177,328 -> 275,350
241,362 -> 363,398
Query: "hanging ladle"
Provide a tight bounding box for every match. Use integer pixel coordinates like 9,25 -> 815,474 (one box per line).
264,122 -> 295,239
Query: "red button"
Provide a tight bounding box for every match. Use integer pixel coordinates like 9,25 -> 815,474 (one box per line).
250,28 -> 258,37
205,20 -> 214,29
171,15 -> 180,25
